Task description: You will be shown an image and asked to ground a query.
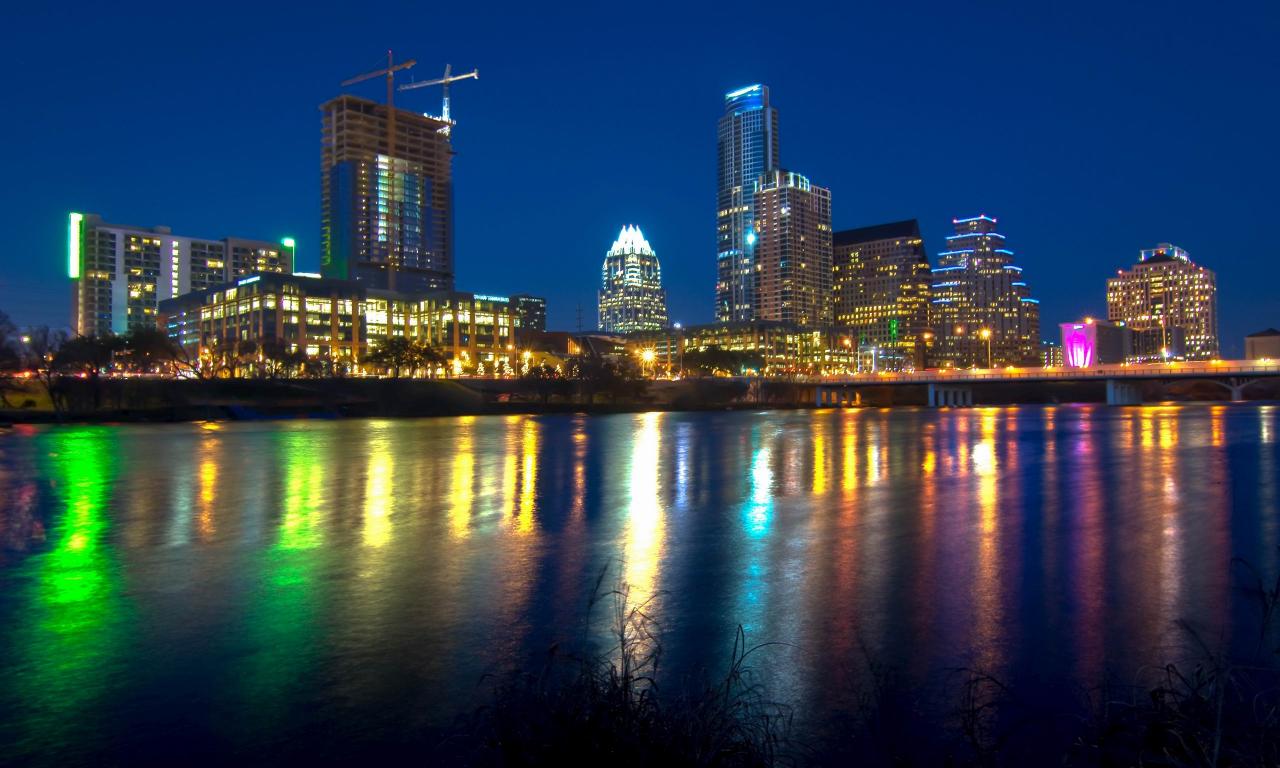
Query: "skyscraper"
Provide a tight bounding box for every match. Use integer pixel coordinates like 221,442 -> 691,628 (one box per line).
599,225 -> 668,334
752,170 -> 832,327
716,84 -> 779,323
930,215 -> 1040,367
320,95 -> 454,292
1106,243 -> 1218,360
68,212 -> 293,337
832,219 -> 932,370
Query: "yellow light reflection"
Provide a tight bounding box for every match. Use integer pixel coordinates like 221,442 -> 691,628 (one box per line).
841,413 -> 858,494
812,416 -> 828,495
197,445 -> 218,540
363,437 -> 393,548
624,413 -> 665,605
516,418 -> 539,534
450,417 -> 475,538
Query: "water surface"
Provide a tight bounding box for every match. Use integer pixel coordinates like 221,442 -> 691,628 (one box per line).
1,405 -> 1277,763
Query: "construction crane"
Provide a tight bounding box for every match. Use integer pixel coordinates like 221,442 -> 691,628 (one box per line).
340,51 -> 416,292
399,64 -> 479,135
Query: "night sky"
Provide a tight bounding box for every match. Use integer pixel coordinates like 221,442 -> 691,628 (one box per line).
2,1 -> 1277,354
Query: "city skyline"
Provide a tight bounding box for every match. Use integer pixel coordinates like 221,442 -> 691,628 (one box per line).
2,2 -> 1277,355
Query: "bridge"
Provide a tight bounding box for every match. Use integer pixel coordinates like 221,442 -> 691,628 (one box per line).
804,360 -> 1280,407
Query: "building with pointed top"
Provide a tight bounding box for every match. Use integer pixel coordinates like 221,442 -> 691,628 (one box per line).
599,225 -> 668,334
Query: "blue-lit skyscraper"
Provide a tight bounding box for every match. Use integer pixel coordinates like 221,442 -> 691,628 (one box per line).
716,84 -> 779,322
930,215 -> 1040,367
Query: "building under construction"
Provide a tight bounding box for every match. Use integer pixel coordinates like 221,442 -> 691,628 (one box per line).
320,95 -> 454,292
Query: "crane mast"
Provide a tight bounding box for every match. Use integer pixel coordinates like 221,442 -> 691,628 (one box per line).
341,51 -> 416,292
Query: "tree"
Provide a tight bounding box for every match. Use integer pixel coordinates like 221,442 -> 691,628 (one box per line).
521,362 -> 568,405
367,336 -> 415,378
0,310 -> 21,407
683,346 -> 765,377
122,327 -> 184,374
52,334 -> 125,410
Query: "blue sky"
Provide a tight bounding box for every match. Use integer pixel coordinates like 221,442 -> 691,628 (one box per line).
1,1 -> 1276,353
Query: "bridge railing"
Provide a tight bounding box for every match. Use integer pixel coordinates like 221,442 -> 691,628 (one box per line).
800,360 -> 1280,386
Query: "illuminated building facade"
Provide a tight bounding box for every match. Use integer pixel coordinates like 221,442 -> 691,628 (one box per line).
629,321 -> 855,375
159,273 -> 518,374
69,212 -> 293,337
1059,318 -> 1131,368
832,219 -> 932,370
1106,244 -> 1218,360
930,215 -> 1040,367
598,225 -> 668,334
716,84 -> 779,323
752,170 -> 832,328
320,95 -> 454,292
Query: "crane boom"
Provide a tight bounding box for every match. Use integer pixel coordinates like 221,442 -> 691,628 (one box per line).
398,68 -> 478,91
341,58 -> 417,87
397,64 -> 478,134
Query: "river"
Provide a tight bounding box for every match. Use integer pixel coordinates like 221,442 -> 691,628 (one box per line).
1,405 -> 1277,763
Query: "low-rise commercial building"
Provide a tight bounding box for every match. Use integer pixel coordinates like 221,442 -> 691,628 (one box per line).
1246,329 -> 1280,360
158,272 -> 520,375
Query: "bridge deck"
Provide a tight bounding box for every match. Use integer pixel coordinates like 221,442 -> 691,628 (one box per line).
803,361 -> 1280,386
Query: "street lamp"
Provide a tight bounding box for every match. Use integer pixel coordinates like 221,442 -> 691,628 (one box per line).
640,348 -> 656,377
979,328 -> 992,368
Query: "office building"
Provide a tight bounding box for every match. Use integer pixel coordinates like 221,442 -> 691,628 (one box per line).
1041,340 -> 1064,368
68,212 -> 293,337
320,95 -> 454,292
510,293 -> 547,334
1106,244 -> 1218,360
628,321 -> 855,375
716,84 -> 779,323
832,219 -> 931,370
1246,329 -> 1280,360
752,170 -> 832,328
1060,318 -> 1132,367
159,272 -> 518,374
598,225 -> 668,334
930,215 -> 1040,367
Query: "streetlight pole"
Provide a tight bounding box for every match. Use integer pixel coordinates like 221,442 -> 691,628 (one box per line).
980,328 -> 993,368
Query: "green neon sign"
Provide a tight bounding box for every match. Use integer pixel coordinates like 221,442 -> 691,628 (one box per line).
68,212 -> 83,279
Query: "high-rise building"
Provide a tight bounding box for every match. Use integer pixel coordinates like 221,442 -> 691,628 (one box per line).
598,225 -> 668,334
716,84 -> 779,323
1106,243 -> 1218,360
752,170 -> 832,327
320,95 -> 454,293
68,212 -> 293,337
930,215 -> 1040,367
832,219 -> 932,370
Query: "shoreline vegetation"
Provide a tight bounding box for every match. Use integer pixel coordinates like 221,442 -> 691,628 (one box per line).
441,561 -> 1280,767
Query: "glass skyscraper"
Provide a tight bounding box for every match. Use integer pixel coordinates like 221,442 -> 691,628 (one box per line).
716,84 -> 779,323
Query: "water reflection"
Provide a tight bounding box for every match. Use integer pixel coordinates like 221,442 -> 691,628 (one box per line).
0,405 -> 1277,763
